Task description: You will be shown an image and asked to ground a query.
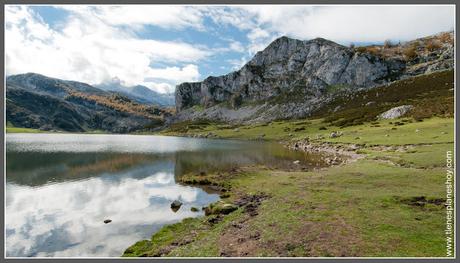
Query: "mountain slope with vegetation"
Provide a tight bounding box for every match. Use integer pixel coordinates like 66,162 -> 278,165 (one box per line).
174,32 -> 453,124
6,73 -> 171,133
97,82 -> 175,107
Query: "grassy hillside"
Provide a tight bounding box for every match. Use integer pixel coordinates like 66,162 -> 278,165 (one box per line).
313,70 -> 453,127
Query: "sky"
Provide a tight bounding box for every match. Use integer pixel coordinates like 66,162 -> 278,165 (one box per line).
5,5 -> 455,94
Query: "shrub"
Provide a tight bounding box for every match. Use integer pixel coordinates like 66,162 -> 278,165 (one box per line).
230,93 -> 243,109
384,39 -> 394,48
426,40 -> 442,52
439,32 -> 453,44
355,46 -> 367,53
366,46 -> 380,56
403,46 -> 417,61
411,41 -> 421,49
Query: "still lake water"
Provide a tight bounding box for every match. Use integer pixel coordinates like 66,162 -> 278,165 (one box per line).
6,133 -> 324,257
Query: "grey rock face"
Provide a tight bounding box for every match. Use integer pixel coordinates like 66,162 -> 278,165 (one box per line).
176,37 -> 403,113
175,35 -> 453,123
378,105 -> 414,120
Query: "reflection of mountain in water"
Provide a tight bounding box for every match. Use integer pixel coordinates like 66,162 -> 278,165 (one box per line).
8,142 -> 325,187
6,134 -> 327,257
6,152 -> 175,186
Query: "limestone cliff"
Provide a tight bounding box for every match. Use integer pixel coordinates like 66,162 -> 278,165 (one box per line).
175,33 -> 453,123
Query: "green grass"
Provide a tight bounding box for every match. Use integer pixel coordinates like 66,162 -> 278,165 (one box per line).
124,157 -> 451,257
5,126 -> 113,134
162,117 -> 453,145
6,126 -> 44,133
126,116 -> 454,257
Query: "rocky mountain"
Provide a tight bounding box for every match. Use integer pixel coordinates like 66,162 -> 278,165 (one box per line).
174,32 -> 453,123
6,73 -> 170,133
97,82 -> 175,107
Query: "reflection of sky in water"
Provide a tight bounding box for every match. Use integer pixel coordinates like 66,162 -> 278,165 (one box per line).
6,134 -> 322,257
6,161 -> 219,257
6,133 -> 247,153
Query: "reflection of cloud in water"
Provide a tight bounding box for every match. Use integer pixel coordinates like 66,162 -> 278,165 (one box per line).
6,133 -> 239,153
6,171 -> 219,257
6,134 -> 323,257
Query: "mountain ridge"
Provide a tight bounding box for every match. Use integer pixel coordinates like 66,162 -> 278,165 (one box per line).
174,32 -> 453,123
6,73 -> 171,133
96,82 -> 175,107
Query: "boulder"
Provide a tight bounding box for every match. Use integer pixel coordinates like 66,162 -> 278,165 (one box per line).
171,200 -> 182,209
204,202 -> 238,216
330,131 -> 343,138
378,105 -> 413,120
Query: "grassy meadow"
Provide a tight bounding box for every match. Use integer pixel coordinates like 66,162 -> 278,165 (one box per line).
124,115 -> 454,257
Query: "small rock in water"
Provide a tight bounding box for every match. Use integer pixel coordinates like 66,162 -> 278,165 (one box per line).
293,160 -> 300,165
171,200 -> 183,212
104,219 -> 112,224
171,200 -> 182,207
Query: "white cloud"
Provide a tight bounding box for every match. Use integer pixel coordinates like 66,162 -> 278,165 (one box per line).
142,82 -> 175,94
57,5 -> 205,30
6,170 -> 216,256
5,5 -> 210,92
233,5 -> 455,46
247,28 -> 270,41
5,5 -> 455,94
146,64 -> 200,83
227,57 -> 248,70
142,64 -> 200,93
228,40 -> 244,53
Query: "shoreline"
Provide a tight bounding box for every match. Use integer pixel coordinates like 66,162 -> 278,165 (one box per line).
122,116 -> 454,257
5,117 -> 454,257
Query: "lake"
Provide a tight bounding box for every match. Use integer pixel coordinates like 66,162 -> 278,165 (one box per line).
5,133 -> 325,257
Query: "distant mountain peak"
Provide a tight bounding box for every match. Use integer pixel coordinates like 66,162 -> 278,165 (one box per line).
174,32 -> 454,123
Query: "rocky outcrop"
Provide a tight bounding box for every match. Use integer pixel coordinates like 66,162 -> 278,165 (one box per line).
175,33 -> 453,123
378,105 -> 413,120
176,37 -> 404,112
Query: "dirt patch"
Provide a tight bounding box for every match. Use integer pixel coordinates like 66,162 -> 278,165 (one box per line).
148,234 -> 198,257
234,193 -> 270,217
303,217 -> 362,257
217,193 -> 270,256
395,196 -> 446,207
218,216 -> 262,256
219,190 -> 363,257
